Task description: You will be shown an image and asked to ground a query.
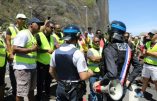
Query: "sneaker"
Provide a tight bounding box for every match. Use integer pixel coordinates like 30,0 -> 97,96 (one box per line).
135,92 -> 144,98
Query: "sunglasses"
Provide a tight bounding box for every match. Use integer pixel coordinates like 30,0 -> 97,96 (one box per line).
47,25 -> 54,30
94,41 -> 100,43
18,18 -> 26,20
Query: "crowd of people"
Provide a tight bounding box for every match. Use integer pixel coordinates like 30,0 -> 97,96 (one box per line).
0,13 -> 157,101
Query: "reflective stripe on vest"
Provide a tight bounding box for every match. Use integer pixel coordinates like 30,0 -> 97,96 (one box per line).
14,30 -> 37,64
37,32 -> 54,64
53,33 -> 64,45
144,41 -> 157,65
88,48 -> 100,72
0,40 -> 6,67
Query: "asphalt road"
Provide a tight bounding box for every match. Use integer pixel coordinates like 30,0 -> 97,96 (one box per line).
4,65 -> 157,101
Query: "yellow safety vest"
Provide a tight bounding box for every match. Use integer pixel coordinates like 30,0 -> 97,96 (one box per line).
14,30 -> 37,64
144,41 -> 157,65
53,32 -> 64,46
0,39 -> 6,67
8,26 -> 19,44
37,32 -> 54,65
88,48 -> 100,72
78,39 -> 88,52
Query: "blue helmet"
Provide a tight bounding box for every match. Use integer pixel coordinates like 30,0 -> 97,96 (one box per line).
63,25 -> 81,40
108,20 -> 126,41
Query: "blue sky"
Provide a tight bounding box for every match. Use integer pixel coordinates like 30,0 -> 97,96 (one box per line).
109,0 -> 157,36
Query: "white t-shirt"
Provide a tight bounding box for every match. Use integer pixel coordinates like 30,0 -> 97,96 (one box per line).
88,33 -> 94,41
13,29 -> 36,69
50,43 -> 88,73
88,32 -> 94,45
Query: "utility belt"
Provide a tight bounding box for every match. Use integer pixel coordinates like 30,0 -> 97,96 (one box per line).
144,62 -> 157,66
58,80 -> 86,91
58,80 -> 80,94
60,80 -> 80,83
58,80 -> 86,99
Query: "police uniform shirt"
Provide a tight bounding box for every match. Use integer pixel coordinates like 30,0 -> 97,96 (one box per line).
104,42 -> 142,83
50,43 -> 88,73
103,44 -> 117,78
103,43 -> 127,79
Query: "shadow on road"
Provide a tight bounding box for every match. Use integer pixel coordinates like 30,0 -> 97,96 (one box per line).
4,95 -> 15,101
144,91 -> 156,101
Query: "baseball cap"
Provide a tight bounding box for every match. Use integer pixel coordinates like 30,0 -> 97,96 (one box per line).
16,13 -> 27,19
62,25 -> 81,41
28,17 -> 44,25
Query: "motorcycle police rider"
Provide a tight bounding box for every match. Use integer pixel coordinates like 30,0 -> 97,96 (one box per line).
49,25 -> 94,101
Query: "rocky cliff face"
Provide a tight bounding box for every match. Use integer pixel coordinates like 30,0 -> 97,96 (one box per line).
0,0 -> 109,32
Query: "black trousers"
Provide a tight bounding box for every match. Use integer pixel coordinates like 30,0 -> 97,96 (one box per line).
36,62 -> 51,100
56,81 -> 83,101
9,63 -> 16,96
0,66 -> 6,86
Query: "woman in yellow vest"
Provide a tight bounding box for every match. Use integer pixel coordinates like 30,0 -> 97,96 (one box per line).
0,37 -> 7,101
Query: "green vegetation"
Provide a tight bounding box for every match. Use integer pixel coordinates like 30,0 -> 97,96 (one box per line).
82,0 -> 96,8
0,0 -> 109,32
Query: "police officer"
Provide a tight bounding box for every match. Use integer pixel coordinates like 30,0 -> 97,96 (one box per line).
93,21 -> 132,101
49,25 -> 94,101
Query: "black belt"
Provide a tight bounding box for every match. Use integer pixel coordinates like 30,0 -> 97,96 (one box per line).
144,62 -> 157,66
61,80 -> 79,83
58,80 -> 80,86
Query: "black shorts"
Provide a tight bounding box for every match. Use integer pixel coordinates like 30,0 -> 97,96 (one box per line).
0,67 -> 6,86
